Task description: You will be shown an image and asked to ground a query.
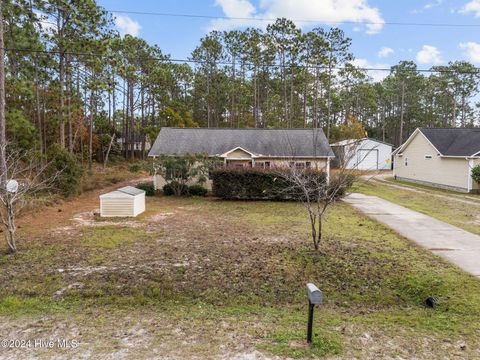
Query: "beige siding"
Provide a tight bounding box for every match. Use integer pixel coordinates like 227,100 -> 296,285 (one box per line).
100,198 -> 135,217
100,193 -> 145,217
133,193 -> 146,216
394,132 -> 470,191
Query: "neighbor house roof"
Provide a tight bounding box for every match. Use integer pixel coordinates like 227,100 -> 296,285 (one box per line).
418,128 -> 480,157
148,128 -> 335,158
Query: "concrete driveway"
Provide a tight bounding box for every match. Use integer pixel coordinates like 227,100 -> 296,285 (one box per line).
344,193 -> 480,277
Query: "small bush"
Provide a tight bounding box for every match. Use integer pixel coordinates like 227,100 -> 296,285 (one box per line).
188,184 -> 208,197
44,144 -> 83,197
472,165 -> 480,184
136,182 -> 155,196
128,163 -> 142,173
163,181 -> 188,196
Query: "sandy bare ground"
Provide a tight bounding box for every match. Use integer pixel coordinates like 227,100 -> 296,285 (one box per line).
1,178 -> 479,359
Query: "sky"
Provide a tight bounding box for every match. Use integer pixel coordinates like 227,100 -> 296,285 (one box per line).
97,0 -> 480,81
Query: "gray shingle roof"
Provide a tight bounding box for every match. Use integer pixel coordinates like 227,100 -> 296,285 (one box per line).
148,128 -> 335,158
420,128 -> 480,156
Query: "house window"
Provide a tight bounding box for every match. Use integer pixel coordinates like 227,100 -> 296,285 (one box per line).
404,157 -> 408,166
305,162 -> 311,169
424,155 -> 432,160
265,161 -> 271,169
289,161 -> 295,168
295,162 -> 305,170
255,162 -> 264,168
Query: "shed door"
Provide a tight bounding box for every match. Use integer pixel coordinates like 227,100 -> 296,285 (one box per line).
356,149 -> 378,170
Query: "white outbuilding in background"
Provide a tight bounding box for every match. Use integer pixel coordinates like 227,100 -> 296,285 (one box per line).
99,186 -> 146,217
331,138 -> 393,170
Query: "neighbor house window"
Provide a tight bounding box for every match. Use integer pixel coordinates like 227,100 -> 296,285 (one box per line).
424,155 -> 432,160
265,161 -> 271,169
305,162 -> 311,169
295,162 -> 305,170
289,161 -> 295,168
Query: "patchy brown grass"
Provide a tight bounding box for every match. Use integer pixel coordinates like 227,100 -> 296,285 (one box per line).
0,189 -> 480,359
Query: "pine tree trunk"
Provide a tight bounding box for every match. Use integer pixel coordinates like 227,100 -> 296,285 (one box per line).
89,89 -> 94,170
0,3 -> 6,183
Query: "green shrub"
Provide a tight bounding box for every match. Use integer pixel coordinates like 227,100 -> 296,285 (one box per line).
188,184 -> 208,197
128,163 -> 142,173
44,144 -> 83,197
211,168 -> 315,200
472,165 -> 480,184
163,181 -> 188,196
136,182 -> 156,196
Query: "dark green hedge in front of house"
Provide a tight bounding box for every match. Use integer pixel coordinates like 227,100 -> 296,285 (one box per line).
211,168 -> 285,200
210,168 -> 304,200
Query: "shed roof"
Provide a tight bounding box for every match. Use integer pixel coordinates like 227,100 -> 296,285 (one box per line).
419,128 -> 480,156
148,128 -> 334,158
100,186 -> 145,198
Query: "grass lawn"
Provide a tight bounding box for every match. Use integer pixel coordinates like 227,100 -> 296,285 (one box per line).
1,193 -> 479,359
353,178 -> 480,236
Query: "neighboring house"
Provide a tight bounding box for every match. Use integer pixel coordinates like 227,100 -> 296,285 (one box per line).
117,133 -> 151,152
393,128 -> 480,193
330,138 -> 393,170
148,127 -> 335,190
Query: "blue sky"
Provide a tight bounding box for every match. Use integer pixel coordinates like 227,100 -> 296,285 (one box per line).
98,0 -> 480,81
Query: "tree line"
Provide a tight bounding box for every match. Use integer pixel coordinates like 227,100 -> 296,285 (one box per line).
1,0 -> 480,169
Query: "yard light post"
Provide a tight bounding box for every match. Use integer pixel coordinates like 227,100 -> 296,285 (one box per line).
305,283 -> 323,344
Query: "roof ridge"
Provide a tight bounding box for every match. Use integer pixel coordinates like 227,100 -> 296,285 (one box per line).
163,127 -> 324,130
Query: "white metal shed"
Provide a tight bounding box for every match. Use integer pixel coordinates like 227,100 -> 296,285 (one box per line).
331,138 -> 393,170
99,186 -> 146,217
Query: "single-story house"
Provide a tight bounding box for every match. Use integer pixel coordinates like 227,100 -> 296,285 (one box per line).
393,128 -> 480,193
330,138 -> 393,170
148,127 -> 335,190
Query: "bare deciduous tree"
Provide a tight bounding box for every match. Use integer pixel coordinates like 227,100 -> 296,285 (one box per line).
0,145 -> 60,253
279,166 -> 354,250
276,136 -> 381,251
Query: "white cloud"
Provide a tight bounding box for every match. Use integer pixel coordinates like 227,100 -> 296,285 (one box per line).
416,45 -> 443,64
352,58 -> 390,82
114,15 -> 141,37
378,47 -> 394,58
459,42 -> 480,63
211,0 -> 385,34
424,0 -> 443,10
460,0 -> 480,16
411,0 -> 443,14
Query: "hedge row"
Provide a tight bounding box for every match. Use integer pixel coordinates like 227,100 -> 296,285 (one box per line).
163,182 -> 208,197
210,168 -> 328,200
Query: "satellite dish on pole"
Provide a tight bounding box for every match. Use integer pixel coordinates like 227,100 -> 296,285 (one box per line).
6,179 -> 19,193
